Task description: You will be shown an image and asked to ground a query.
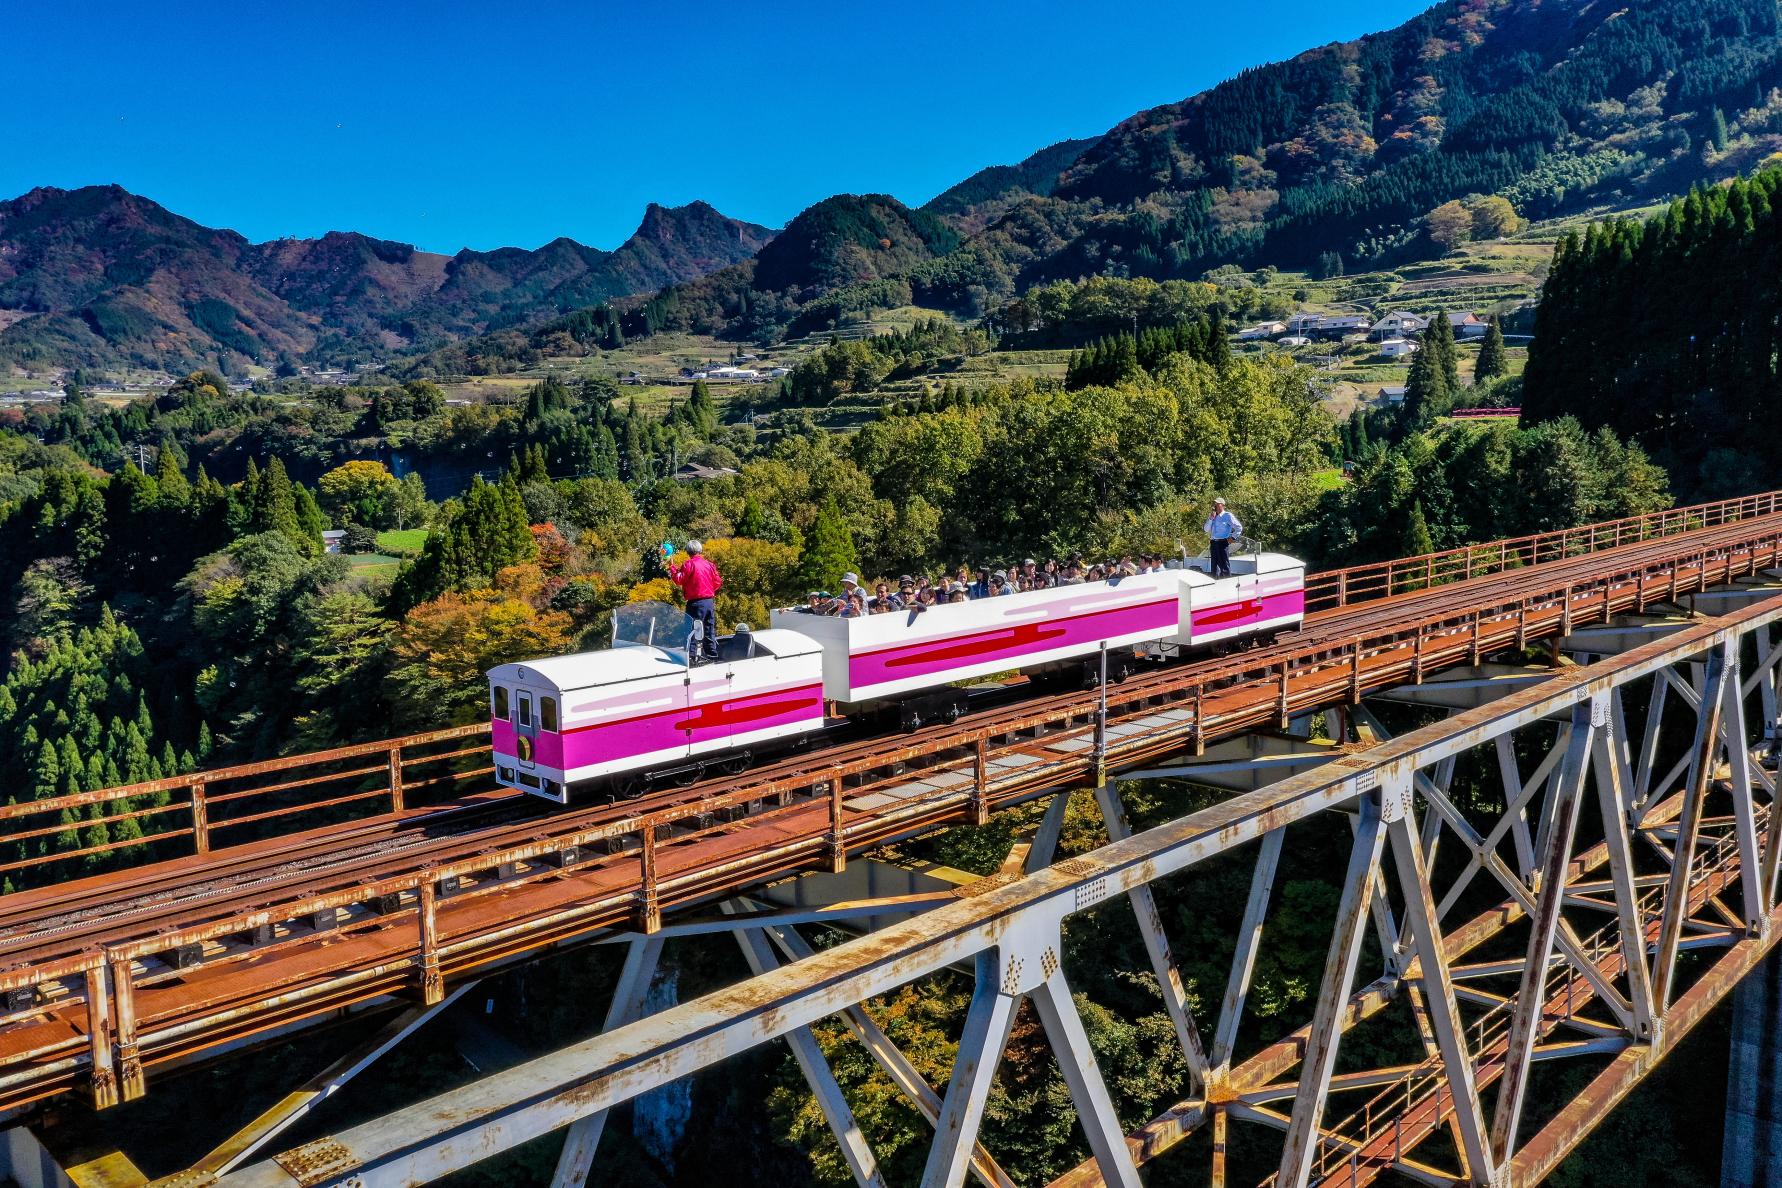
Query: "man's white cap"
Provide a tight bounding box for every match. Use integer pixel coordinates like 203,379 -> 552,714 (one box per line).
1212,497 -> 1225,506
686,539 -> 704,553
841,572 -> 860,586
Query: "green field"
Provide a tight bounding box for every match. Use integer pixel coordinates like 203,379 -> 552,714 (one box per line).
376,529 -> 429,554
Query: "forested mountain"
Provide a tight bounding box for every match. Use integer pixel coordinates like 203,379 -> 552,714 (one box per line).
623,0 -> 1782,344
9,0 -> 1782,377
0,187 -> 772,375
922,136 -> 1103,232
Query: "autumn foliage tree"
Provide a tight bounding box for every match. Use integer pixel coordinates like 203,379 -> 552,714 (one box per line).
388,566 -> 573,728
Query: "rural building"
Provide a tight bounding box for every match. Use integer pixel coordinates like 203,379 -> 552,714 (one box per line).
1381,385 -> 1408,405
1237,321 -> 1287,341
1378,338 -> 1419,358
673,462 -> 740,482
1373,311 -> 1428,338
1447,311 -> 1489,339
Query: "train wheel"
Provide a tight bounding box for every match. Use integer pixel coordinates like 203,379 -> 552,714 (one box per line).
717,752 -> 751,777
612,773 -> 645,801
674,765 -> 703,788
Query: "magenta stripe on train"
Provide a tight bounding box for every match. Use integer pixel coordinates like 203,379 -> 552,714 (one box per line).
848,597 -> 1180,690
1190,589 -> 1306,633
495,683 -> 826,771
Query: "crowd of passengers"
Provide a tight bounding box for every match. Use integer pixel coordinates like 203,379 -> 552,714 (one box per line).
793,554 -> 1179,617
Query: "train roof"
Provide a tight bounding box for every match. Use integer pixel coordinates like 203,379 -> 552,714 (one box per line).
488,628 -> 821,693
489,647 -> 685,692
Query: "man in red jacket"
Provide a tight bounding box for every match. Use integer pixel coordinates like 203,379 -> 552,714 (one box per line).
667,539 -> 723,664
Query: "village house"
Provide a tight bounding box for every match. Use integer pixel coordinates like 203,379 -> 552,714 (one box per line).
1380,385 -> 1408,405
1378,338 -> 1419,359
1372,311 -> 1428,339
1306,313 -> 1371,340
1446,311 -> 1489,339
1237,321 -> 1287,341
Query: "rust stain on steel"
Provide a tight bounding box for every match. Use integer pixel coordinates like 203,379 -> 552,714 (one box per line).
271,1137 -> 360,1187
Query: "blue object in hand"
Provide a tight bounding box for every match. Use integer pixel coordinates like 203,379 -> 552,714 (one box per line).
661,541 -> 674,557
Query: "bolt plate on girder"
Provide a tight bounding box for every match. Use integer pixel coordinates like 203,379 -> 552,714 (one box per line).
274,1137 -> 360,1186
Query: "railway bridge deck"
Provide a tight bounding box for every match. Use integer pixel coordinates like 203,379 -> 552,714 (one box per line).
3,491 -> 1782,1187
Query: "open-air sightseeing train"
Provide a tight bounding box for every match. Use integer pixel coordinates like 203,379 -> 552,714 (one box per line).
488,547 -> 1306,804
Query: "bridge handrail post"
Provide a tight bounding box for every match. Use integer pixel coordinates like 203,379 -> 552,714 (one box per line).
972,739 -> 990,825
107,953 -> 143,1102
388,746 -> 406,814
417,871 -> 443,1004
190,781 -> 209,856
638,824 -> 662,932
828,768 -> 847,873
83,965 -> 118,1110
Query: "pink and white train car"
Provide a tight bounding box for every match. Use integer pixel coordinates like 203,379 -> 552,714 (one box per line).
488,627 -> 825,803
488,552 -> 1305,802
769,551 -> 1305,708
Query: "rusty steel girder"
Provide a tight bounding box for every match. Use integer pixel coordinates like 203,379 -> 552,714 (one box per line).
202,589 -> 1782,1188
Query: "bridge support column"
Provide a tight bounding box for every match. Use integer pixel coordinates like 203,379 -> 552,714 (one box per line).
1723,944 -> 1782,1188
549,936 -> 664,1188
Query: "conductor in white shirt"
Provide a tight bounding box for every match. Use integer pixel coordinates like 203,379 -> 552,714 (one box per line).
1204,497 -> 1243,579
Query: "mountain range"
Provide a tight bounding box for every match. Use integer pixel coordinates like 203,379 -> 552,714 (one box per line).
0,187 -> 772,376
6,0 -> 1781,379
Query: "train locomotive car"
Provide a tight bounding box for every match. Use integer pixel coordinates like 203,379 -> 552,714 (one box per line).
488,604 -> 825,802
489,550 -> 1305,802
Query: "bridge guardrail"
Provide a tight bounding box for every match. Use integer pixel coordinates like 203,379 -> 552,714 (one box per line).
0,724 -> 489,886
1306,489 -> 1782,613
5,488 -> 1782,891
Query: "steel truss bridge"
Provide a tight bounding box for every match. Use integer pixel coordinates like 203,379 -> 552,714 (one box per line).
4,491 -> 1782,1187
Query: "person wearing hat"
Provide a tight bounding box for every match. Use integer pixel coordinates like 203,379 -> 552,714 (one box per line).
1204,498 -> 1243,579
666,539 -> 724,663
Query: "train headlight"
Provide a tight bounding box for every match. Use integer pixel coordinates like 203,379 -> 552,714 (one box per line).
516,736 -> 534,762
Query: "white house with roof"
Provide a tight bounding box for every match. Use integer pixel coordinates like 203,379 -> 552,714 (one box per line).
1379,338 -> 1419,359
1237,321 -> 1288,341
1373,311 -> 1429,339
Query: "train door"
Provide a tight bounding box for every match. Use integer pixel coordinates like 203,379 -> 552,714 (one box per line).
513,687 -> 540,774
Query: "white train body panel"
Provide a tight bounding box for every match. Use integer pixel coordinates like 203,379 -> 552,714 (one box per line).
488,628 -> 825,802
771,570 -> 1187,704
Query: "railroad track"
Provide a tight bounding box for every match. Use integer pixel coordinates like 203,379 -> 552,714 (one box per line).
5,512 -> 1778,965
0,509 -> 1778,1113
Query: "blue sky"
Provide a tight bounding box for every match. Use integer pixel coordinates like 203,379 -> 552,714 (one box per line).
4,1 -> 1434,254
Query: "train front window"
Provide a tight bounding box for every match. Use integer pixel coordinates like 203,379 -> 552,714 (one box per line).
493,686 -> 509,720
517,693 -> 533,728
541,696 -> 558,731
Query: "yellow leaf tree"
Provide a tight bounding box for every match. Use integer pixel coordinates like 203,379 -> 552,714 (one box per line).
390,583 -> 573,727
